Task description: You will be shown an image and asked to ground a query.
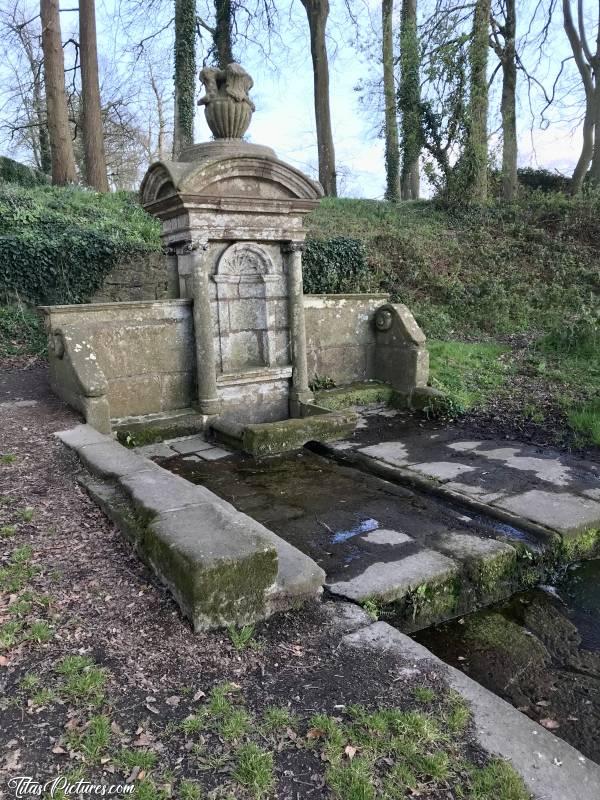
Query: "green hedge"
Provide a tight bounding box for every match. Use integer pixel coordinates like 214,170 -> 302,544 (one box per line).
302,236 -> 371,294
0,156 -> 49,188
0,183 -> 161,305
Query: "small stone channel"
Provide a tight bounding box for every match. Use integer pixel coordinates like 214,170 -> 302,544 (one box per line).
416,560 -> 600,764
160,447 -> 600,764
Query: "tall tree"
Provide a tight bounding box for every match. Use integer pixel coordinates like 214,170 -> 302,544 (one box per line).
173,0 -> 196,157
464,0 -> 490,201
79,0 -> 108,191
563,0 -> 600,193
382,0 -> 400,201
491,0 -> 517,200
399,0 -> 421,199
214,0 -> 234,67
300,0 -> 337,196
40,0 -> 77,184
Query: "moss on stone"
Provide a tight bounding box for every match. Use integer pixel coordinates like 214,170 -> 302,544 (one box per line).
469,548 -> 518,601
314,382 -> 395,411
242,412 -> 357,457
398,574 -> 462,629
463,612 -> 550,665
558,527 -> 600,563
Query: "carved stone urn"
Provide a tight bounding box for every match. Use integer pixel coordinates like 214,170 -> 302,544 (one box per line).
198,62 -> 255,139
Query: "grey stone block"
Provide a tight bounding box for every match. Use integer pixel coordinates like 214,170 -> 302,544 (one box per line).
494,489 -> 600,535
56,424 -> 111,450
170,435 -> 213,454
76,441 -> 155,480
326,549 -> 458,603
147,504 -> 279,630
120,467 -> 233,519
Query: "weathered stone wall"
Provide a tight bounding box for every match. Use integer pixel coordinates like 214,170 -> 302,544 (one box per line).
91,252 -> 178,303
305,294 -> 390,385
41,300 -> 195,420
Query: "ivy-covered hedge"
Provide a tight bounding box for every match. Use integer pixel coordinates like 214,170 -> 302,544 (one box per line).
0,156 -> 49,188
302,236 -> 372,294
0,183 -> 161,305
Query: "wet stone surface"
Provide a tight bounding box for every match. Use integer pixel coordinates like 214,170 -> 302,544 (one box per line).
158,448 -> 539,628
415,558 -> 600,763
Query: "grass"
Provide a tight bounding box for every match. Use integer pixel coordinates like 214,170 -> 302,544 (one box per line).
117,748 -> 158,771
233,743 -> 275,798
227,624 -> 256,651
428,340 -> 512,413
0,305 -> 46,360
568,401 -> 600,446
56,654 -> 107,707
261,705 -> 297,733
67,715 -> 111,761
1,454 -> 17,465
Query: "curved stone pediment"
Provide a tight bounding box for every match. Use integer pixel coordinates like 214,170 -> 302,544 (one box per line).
140,147 -> 323,208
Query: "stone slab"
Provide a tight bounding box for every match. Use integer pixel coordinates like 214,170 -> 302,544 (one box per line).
197,447 -> 233,461
434,531 -> 516,563
342,622 -> 600,800
443,481 -> 506,504
358,442 -> 410,466
326,549 -> 458,603
494,490 -> 600,536
135,443 -> 177,459
169,435 -> 214,454
148,504 -> 278,630
410,461 -> 476,482
120,467 -> 234,518
76,441 -> 156,480
56,424 -> 110,449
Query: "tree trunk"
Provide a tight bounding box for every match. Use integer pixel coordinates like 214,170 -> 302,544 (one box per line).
572,104 -> 595,192
173,0 -> 196,158
399,0 -> 420,199
465,0 -> 490,202
79,0 -> 108,191
500,0 -> 517,200
40,0 -> 77,185
214,0 -> 234,68
382,0 -> 400,201
149,68 -> 167,161
589,68 -> 600,184
300,0 -> 337,197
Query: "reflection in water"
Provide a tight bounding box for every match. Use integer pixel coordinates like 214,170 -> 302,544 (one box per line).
331,518 -> 379,544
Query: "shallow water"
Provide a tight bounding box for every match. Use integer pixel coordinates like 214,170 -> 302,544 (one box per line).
415,559 -> 600,763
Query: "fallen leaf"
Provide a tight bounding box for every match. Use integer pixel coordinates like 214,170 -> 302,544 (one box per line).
133,733 -> 154,747
0,655 -> 9,667
306,728 -> 325,740
539,718 -> 560,730
344,745 -> 357,760
536,700 -> 550,707
52,745 -> 66,754
166,696 -> 180,707
192,690 -> 206,702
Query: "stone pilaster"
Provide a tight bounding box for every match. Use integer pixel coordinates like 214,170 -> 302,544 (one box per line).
282,241 -> 314,416
183,239 -> 222,415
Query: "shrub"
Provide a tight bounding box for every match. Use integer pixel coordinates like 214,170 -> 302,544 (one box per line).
0,183 -> 160,305
0,157 -> 49,188
302,236 -> 371,294
517,167 -> 570,194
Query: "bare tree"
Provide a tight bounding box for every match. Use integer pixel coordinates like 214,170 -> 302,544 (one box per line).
490,0 -> 517,200
563,0 -> 600,192
0,3 -> 50,173
79,0 -> 108,190
382,0 -> 400,200
40,0 -> 77,184
300,0 -> 337,196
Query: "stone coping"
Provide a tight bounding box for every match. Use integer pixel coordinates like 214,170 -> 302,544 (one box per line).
39,299 -> 192,313
56,424 -> 324,630
304,293 -> 390,301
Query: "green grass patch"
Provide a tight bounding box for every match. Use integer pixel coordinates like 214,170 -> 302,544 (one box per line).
428,340 -> 512,413
233,743 -> 275,798
568,401 -> 600,446
56,654 -> 108,707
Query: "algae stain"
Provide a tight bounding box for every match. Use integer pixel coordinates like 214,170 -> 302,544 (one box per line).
331,518 -> 379,544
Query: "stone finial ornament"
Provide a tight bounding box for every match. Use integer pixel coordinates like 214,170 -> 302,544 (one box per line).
198,63 -> 255,139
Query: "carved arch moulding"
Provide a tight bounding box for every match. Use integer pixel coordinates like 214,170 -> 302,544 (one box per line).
213,242 -> 277,284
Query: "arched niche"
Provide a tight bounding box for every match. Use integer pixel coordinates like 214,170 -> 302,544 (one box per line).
212,243 -> 286,374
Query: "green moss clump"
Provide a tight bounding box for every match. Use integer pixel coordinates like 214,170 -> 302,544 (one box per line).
315,382 -> 395,411
558,527 -> 600,563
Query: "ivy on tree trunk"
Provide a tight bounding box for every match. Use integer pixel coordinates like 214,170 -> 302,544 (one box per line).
382,0 -> 400,202
399,0 -> 421,200
464,0 -> 490,202
173,0 -> 196,158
